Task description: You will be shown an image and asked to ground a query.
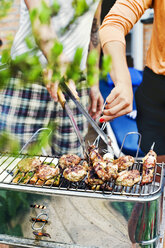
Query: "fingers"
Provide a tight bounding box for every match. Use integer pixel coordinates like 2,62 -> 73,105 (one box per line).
46,81 -> 59,102
99,84 -> 133,122
89,94 -> 104,120
100,104 -> 132,122
106,87 -> 119,104
43,68 -> 59,102
68,79 -> 79,99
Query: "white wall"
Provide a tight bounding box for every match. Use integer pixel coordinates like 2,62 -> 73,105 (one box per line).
130,9 -> 154,71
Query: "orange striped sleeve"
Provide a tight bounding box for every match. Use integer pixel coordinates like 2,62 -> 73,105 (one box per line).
99,0 -> 152,47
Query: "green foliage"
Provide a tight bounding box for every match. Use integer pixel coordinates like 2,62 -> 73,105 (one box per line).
25,36 -> 36,50
100,54 -> 112,80
49,40 -> 63,82
0,190 -> 32,236
51,0 -> 60,16
30,0 -> 60,25
87,49 -> 99,86
0,0 -> 13,20
66,47 -> 83,83
0,0 -> 112,154
39,0 -> 52,25
29,8 -> 38,25
0,66 -> 11,89
27,122 -> 57,156
61,0 -> 95,34
0,131 -> 20,154
72,0 -> 89,17
0,190 -> 45,236
10,52 -> 43,83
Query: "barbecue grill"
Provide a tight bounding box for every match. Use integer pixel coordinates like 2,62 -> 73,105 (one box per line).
0,75 -> 164,247
0,150 -> 164,247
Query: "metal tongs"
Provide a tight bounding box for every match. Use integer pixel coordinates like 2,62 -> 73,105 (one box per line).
57,87 -> 88,158
58,81 -> 113,156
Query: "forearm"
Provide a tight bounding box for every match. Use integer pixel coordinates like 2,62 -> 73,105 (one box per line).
88,0 -> 102,85
103,41 -> 132,88
25,0 -> 58,62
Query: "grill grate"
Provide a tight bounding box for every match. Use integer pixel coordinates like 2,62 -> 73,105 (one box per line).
0,153 -> 164,202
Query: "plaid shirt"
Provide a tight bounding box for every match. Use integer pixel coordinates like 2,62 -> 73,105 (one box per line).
0,78 -> 89,156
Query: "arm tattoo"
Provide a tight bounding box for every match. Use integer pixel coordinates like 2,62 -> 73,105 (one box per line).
91,17 -> 100,48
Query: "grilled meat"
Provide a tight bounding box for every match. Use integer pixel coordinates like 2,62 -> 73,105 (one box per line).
85,167 -> 104,186
82,160 -> 90,171
103,153 -> 114,162
116,170 -> 140,187
141,150 -> 157,184
105,162 -> 118,179
15,157 -> 42,173
89,149 -> 103,163
63,164 -> 87,182
36,163 -> 60,181
93,161 -> 111,181
87,145 -> 103,163
113,155 -> 134,171
59,154 -> 81,170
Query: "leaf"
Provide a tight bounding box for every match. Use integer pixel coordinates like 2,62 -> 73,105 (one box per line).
66,47 -> 83,83
7,224 -> 23,237
51,0 -> 60,16
0,0 -> 13,20
0,131 -> 20,154
29,8 -> 38,25
100,55 -> 112,80
87,49 -> 99,86
39,0 -> 51,25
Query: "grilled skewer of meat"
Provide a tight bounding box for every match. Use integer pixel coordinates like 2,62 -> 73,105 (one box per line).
141,150 -> 157,184
63,164 -> 87,182
88,146 -> 103,164
116,170 -> 140,187
105,162 -> 118,179
113,155 -> 134,171
103,153 -> 114,163
93,161 -> 111,181
59,154 -> 81,170
85,167 -> 104,187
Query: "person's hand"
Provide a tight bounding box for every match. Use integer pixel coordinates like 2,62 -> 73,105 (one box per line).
89,84 -> 104,120
43,68 -> 78,102
43,68 -> 59,102
99,82 -> 133,122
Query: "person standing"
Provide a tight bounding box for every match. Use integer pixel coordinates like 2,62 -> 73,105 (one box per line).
99,0 -> 165,161
0,0 -> 103,156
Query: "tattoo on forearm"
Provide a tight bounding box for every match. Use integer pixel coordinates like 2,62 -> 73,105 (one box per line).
91,18 -> 100,47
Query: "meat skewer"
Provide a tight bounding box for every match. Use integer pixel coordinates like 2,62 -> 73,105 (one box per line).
141,149 -> 157,185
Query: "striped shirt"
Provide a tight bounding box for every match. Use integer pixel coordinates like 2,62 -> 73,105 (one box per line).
11,0 -> 99,70
100,0 -> 165,75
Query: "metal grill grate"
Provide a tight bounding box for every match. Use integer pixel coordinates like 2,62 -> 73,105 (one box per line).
0,153 -> 164,202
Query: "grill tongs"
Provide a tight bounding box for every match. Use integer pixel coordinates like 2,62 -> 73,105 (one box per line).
57,86 -> 88,158
58,81 -> 113,156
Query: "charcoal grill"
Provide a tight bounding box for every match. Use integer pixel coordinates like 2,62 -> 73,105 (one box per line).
0,153 -> 164,202
0,151 -> 164,248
